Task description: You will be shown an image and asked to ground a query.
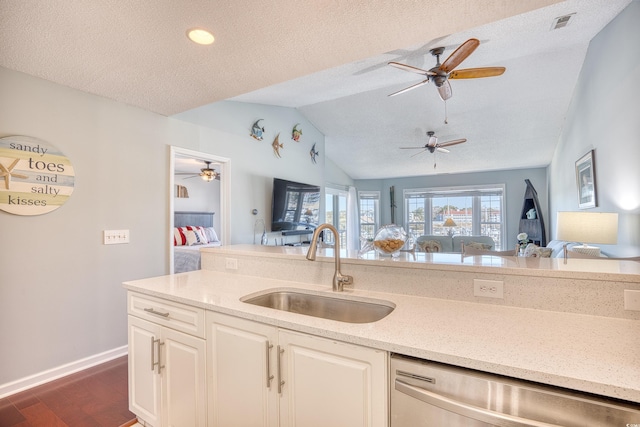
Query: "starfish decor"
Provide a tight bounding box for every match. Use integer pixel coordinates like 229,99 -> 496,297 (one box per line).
0,158 -> 28,190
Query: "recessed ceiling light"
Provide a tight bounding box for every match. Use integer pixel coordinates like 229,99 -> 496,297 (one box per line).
187,28 -> 215,45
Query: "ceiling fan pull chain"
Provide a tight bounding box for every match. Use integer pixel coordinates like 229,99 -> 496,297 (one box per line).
444,100 -> 448,124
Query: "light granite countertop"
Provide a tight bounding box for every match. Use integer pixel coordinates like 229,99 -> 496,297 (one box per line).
203,244 -> 640,282
124,269 -> 640,404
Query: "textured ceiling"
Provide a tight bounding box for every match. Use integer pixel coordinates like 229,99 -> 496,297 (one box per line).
229,0 -> 633,179
0,0 -> 632,179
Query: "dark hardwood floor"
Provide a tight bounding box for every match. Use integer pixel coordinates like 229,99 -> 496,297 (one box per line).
0,356 -> 136,427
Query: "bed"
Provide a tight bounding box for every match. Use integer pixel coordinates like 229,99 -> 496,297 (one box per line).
173,211 -> 221,273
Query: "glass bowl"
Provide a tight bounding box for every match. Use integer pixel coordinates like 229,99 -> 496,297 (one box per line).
373,224 -> 407,257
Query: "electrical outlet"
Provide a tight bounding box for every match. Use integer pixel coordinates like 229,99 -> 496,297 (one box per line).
473,279 -> 504,299
624,290 -> 640,311
103,229 -> 130,245
225,258 -> 238,270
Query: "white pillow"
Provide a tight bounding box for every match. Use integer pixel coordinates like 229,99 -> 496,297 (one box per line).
203,227 -> 219,243
185,228 -> 207,246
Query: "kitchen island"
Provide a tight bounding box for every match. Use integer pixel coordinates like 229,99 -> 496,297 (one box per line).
124,244 -> 640,425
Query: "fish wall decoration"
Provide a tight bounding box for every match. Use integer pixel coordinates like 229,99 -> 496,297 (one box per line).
291,124 -> 302,142
272,133 -> 283,158
310,142 -> 319,164
250,119 -> 265,141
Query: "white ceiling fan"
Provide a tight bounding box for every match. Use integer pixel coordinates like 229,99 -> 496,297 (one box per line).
400,131 -> 467,168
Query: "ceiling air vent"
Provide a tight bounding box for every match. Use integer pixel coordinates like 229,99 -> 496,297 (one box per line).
551,13 -> 575,30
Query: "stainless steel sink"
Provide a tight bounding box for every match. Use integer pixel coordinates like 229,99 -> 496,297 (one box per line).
240,289 -> 395,323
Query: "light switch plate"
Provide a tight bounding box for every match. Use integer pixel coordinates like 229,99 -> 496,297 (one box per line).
103,229 -> 130,245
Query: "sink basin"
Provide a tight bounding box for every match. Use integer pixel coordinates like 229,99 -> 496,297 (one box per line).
241,289 -> 395,323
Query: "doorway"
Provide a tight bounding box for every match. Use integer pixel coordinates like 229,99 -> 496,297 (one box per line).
169,146 -> 230,274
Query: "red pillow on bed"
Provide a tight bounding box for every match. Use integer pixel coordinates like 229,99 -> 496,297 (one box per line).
174,226 -> 209,246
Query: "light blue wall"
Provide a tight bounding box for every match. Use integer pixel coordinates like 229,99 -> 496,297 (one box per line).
0,73 -> 329,386
173,100 -> 327,244
548,0 -> 640,257
355,168 -> 548,250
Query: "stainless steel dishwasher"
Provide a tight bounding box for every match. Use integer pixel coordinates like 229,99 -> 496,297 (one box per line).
391,354 -> 640,426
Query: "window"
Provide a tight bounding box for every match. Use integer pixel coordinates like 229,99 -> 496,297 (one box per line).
325,187 -> 347,246
358,191 -> 380,240
404,185 -> 505,249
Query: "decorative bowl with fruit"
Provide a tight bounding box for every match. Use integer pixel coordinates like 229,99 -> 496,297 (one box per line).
373,224 -> 408,257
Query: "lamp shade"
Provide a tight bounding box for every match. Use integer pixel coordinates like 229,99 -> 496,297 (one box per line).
443,217 -> 457,227
556,212 -> 618,245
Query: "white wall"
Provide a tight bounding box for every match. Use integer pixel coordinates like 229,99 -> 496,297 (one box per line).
355,168 -> 548,250
548,0 -> 640,257
0,70 -> 327,386
174,101 -> 326,244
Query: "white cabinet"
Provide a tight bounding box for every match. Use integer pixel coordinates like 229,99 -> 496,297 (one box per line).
207,312 -> 388,427
207,312 -> 279,426
127,293 -> 207,427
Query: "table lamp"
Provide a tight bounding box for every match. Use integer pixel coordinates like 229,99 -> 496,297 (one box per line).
443,217 -> 457,237
556,211 -> 618,257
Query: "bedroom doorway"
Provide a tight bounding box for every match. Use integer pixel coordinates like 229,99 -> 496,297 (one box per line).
169,146 -> 230,274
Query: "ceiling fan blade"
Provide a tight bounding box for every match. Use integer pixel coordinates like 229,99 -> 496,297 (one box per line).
388,62 -> 435,76
449,67 -> 506,79
437,138 -> 467,148
399,146 -> 428,149
410,149 -> 428,158
439,38 -> 480,73
388,79 -> 429,97
437,80 -> 452,101
436,147 -> 450,153
176,172 -> 198,175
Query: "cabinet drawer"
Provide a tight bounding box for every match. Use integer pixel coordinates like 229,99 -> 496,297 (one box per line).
128,292 -> 205,338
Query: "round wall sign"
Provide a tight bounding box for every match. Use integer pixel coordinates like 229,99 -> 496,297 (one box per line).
0,135 -> 75,215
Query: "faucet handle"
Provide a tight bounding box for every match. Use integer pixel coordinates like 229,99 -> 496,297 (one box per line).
339,274 -> 354,286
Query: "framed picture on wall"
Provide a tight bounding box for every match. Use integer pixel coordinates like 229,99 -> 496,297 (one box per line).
575,150 -> 597,209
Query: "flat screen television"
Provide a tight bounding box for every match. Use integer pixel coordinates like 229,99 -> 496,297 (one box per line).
271,178 -> 320,232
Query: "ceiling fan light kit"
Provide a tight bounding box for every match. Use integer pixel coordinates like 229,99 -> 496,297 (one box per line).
390,38 -> 504,167
388,38 -> 506,102
400,131 -> 467,169
176,160 -> 220,182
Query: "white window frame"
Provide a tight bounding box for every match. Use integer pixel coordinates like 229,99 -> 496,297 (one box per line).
403,184 -> 506,249
358,191 -> 380,240
325,186 -> 348,246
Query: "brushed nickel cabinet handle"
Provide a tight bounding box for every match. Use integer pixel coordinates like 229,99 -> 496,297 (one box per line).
277,345 -> 285,394
266,342 -> 274,388
151,337 -> 160,372
144,307 -> 170,318
157,341 -> 165,374
150,336 -> 156,371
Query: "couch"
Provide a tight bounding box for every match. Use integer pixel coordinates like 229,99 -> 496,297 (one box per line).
416,235 -> 495,253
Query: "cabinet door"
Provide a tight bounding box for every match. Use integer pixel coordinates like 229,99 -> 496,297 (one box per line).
128,315 -> 162,426
279,330 -> 388,427
207,312 -> 279,427
162,327 -> 207,427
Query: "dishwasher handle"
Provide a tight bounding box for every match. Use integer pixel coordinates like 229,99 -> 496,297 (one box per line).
395,379 -> 563,427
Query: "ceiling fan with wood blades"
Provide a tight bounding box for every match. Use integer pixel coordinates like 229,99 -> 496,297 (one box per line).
388,38 -> 505,101
176,160 -> 220,182
400,131 -> 467,168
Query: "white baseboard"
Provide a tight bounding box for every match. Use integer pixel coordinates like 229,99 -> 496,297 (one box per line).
0,345 -> 128,399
